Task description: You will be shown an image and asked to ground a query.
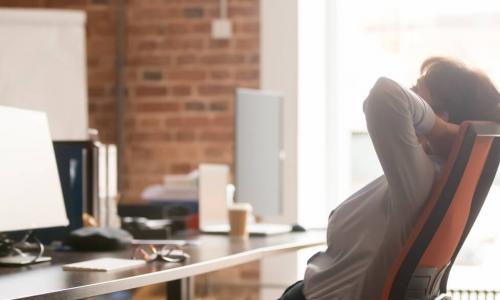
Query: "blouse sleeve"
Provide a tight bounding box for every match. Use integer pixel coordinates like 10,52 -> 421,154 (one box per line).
363,77 -> 437,215
364,77 -> 436,135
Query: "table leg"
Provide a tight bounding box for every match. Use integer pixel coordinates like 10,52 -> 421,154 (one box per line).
166,277 -> 194,300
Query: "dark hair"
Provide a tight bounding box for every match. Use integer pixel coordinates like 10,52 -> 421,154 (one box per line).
421,57 -> 500,124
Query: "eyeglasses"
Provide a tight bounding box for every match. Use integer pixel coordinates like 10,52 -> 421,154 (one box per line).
131,244 -> 189,263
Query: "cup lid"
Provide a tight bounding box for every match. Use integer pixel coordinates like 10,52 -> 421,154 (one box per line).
229,202 -> 252,211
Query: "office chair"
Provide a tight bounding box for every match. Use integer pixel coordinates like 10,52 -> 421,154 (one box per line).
380,121 -> 500,300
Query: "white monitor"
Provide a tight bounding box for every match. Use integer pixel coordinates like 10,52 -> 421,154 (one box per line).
0,106 -> 68,232
235,88 -> 284,218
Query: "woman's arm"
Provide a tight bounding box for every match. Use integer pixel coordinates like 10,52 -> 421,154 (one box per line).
426,117 -> 460,157
364,77 -> 437,209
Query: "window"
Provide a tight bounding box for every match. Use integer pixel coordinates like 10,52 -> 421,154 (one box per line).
298,0 -> 500,291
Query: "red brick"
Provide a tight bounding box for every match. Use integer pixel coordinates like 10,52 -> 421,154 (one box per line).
136,102 -> 180,112
87,10 -> 116,34
137,40 -> 159,51
128,56 -> 172,66
191,22 -> 211,34
185,101 -> 206,111
139,118 -> 161,129
204,146 -> 228,158
185,116 -> 210,127
88,70 -> 116,82
235,69 -> 259,80
183,7 -> 204,18
209,40 -> 231,49
213,116 -> 233,127
171,163 -> 192,174
153,147 -> 180,160
235,38 -> 259,50
201,54 -> 245,64
250,54 -> 260,64
129,146 -> 153,160
175,131 -> 196,142
165,116 -> 211,128
127,132 -> 171,142
128,24 -> 167,36
210,70 -> 231,80
89,102 -> 115,114
167,70 -> 207,81
136,86 -> 168,97
124,118 -> 137,130
87,57 -> 101,68
166,23 -> 190,35
92,116 -> 114,128
165,117 -> 182,127
142,69 -> 163,81
159,39 -> 204,51
89,86 -> 107,97
176,54 -> 198,65
130,8 -> 183,20
87,38 -> 116,56
198,85 -> 234,96
200,130 -> 233,142
171,85 -> 192,96
209,101 -> 229,112
228,4 -> 259,18
234,22 -> 259,34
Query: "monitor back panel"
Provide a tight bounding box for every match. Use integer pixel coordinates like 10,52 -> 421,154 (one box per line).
0,106 -> 68,232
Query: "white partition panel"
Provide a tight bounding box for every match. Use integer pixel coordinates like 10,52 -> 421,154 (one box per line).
0,9 -> 87,140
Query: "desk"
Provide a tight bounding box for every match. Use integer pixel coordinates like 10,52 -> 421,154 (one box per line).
0,231 -> 325,300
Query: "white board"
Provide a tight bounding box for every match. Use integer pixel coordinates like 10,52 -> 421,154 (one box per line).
0,8 -> 88,140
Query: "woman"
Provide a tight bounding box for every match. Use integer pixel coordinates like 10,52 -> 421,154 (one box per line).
280,57 -> 500,300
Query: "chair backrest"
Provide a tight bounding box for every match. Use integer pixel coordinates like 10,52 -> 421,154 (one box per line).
381,121 -> 500,300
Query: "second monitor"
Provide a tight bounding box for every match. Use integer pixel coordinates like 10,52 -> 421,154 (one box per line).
235,88 -> 284,218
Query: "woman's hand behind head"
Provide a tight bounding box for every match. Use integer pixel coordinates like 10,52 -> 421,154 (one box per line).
426,117 -> 460,158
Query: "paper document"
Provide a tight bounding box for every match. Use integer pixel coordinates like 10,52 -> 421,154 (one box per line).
63,258 -> 145,272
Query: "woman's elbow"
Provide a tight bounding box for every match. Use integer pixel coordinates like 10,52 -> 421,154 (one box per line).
363,78 -> 392,111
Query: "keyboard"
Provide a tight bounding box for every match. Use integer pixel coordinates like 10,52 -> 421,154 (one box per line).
201,223 -> 292,236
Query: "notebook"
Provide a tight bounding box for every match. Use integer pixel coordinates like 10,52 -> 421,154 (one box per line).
63,258 -> 145,272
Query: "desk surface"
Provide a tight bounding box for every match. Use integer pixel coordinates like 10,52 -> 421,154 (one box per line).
0,231 -> 325,300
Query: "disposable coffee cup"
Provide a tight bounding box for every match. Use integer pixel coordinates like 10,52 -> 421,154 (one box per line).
228,203 -> 252,239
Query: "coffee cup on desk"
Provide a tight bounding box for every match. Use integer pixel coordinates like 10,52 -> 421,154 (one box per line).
228,203 -> 252,239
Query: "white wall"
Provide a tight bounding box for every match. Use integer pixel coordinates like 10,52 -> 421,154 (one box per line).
261,0 -> 299,225
297,0 -> 329,228
260,1 -> 300,298
0,9 -> 88,140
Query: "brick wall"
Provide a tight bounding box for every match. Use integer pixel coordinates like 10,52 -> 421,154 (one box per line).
124,0 -> 260,201
0,0 -> 260,202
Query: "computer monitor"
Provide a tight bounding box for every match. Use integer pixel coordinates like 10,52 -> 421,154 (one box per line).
235,88 -> 284,218
0,106 -> 68,233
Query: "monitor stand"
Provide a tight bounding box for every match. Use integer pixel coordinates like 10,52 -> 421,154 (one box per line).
0,231 -> 51,266
0,254 -> 51,266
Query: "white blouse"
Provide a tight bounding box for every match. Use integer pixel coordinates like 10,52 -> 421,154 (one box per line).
303,77 -> 438,300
